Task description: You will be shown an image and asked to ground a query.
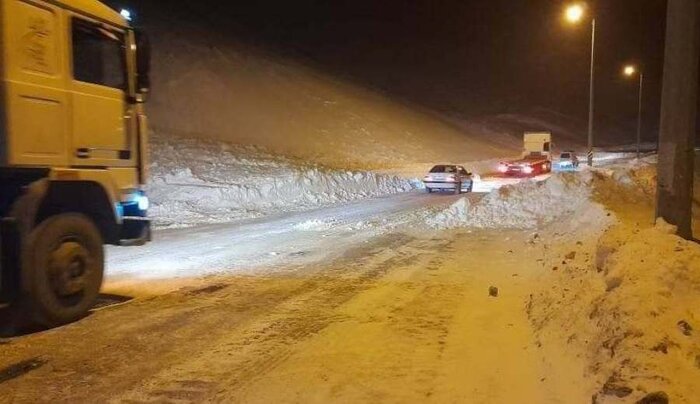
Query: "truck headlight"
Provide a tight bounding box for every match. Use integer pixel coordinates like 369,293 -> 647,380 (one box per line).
136,194 -> 149,211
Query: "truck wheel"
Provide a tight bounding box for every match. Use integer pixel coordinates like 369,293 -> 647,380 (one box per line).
20,214 -> 104,327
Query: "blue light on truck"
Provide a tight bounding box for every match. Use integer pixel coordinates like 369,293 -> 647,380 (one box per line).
115,203 -> 125,218
119,193 -> 149,217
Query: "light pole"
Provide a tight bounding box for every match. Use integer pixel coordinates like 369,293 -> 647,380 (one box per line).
565,3 -> 596,166
623,65 -> 644,159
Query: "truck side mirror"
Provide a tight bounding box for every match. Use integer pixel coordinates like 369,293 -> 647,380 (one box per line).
135,29 -> 151,95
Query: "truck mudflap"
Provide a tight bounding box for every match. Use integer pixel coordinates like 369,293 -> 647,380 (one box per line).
119,217 -> 151,247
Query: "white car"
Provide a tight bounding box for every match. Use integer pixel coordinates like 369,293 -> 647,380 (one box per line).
555,151 -> 580,171
423,165 -> 474,194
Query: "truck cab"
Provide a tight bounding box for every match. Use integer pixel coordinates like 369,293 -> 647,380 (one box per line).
0,0 -> 151,326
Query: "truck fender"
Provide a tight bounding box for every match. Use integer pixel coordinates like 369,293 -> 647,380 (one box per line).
10,179 -> 120,244
1,180 -> 49,301
9,179 -> 50,237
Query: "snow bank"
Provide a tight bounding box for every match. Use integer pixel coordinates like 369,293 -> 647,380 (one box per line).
586,220 -> 700,402
531,220 -> 700,403
527,156 -> 700,402
147,134 -> 415,228
427,174 -> 592,229
591,156 -> 658,196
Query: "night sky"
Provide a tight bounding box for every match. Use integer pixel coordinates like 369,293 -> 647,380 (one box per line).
110,0 -> 671,144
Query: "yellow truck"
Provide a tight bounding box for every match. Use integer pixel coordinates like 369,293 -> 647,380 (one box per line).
0,0 -> 151,326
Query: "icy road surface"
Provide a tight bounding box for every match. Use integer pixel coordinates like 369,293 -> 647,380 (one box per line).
1,193 -> 600,403
5,159 -> 693,402
106,191 -> 476,284
107,172 -> 554,285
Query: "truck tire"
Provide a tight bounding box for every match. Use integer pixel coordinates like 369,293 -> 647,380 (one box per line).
19,213 -> 104,327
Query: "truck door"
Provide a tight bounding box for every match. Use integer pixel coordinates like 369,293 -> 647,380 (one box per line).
69,17 -> 132,167
2,0 -> 69,167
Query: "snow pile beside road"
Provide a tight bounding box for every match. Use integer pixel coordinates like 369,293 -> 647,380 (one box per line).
531,220 -> 700,403
591,156 -> 658,197
427,174 -> 592,229
147,134 -> 415,228
588,220 -> 700,402
527,156 -> 700,402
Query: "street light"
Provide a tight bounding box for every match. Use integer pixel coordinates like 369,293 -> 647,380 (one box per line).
623,64 -> 644,159
564,3 -> 596,166
565,4 -> 585,23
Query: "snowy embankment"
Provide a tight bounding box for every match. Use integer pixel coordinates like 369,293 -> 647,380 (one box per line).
531,219 -> 700,403
427,173 -> 593,230
143,11 -> 514,169
589,220 -> 700,402
147,134 -> 415,228
529,158 -> 700,403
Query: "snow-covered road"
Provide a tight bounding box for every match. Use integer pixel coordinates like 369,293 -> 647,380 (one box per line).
2,195 -> 602,403
4,157 -> 698,403
106,191 -> 476,285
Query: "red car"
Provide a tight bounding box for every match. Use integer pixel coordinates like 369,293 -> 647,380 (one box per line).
498,153 -> 552,176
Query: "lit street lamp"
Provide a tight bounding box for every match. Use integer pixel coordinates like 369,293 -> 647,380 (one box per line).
565,3 -> 596,166
623,65 -> 644,159
565,4 -> 585,23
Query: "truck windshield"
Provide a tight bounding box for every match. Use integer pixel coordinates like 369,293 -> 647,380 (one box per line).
72,18 -> 126,90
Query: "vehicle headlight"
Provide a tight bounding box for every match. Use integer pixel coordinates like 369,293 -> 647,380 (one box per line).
523,166 -> 534,174
136,193 -> 149,211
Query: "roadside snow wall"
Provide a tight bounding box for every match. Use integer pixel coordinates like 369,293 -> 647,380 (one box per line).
531,220 -> 700,403
427,174 -> 592,229
147,134 -> 415,228
528,158 -> 700,402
